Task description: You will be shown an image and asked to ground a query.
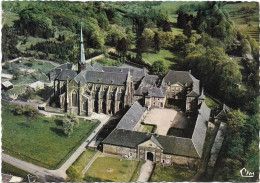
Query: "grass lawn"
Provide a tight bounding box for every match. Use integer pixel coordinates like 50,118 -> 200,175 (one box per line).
142,49 -> 182,68
68,149 -> 97,172
2,162 -> 30,178
205,96 -> 219,110
150,164 -> 195,182
142,124 -> 155,133
2,104 -> 100,169
84,156 -> 141,182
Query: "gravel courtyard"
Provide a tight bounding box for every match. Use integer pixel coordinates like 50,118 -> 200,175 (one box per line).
143,108 -> 188,136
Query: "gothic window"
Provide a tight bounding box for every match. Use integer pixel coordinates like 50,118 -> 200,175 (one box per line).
72,90 -> 78,107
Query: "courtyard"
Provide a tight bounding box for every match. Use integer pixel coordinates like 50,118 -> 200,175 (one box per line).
142,108 -> 188,136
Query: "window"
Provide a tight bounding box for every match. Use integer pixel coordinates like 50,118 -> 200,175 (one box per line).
72,90 -> 78,107
140,150 -> 144,153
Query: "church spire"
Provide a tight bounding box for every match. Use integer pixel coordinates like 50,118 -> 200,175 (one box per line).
78,25 -> 86,73
80,25 -> 86,63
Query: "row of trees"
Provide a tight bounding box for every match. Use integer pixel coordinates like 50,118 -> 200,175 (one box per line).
213,98 -> 259,181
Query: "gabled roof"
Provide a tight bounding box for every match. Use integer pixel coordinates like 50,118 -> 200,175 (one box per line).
103,129 -> 151,148
150,135 -> 163,149
157,135 -> 200,158
56,70 -> 77,81
139,75 -> 159,87
116,101 -> 146,130
92,62 -> 104,72
103,129 -> 201,158
102,66 -> 145,82
74,71 -> 128,85
191,101 -> 211,157
163,70 -> 200,95
215,104 -> 230,119
187,90 -> 199,97
146,87 -> 165,98
135,86 -> 150,96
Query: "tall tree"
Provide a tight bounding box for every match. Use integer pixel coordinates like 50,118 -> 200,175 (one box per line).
153,32 -> 160,52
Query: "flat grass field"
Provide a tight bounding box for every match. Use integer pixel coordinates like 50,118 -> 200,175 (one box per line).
84,156 -> 142,182
2,105 -> 100,169
142,49 -> 183,68
68,149 -> 97,172
150,164 -> 195,182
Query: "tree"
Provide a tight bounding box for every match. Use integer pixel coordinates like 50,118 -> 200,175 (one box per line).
172,34 -> 188,51
151,60 -> 167,76
63,114 -> 79,136
116,37 -> 127,61
183,23 -> 192,38
153,32 -> 160,52
143,28 -> 155,50
105,25 -> 125,46
67,166 -> 83,182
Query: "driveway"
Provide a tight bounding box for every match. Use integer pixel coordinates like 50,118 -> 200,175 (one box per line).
137,160 -> 154,182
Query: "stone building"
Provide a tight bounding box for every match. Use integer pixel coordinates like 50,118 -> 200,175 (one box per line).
102,101 -> 211,167
161,70 -> 200,112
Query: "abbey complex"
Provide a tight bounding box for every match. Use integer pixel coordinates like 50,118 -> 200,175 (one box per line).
49,28 -> 229,168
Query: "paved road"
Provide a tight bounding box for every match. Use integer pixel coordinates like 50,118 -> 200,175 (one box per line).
137,160 -> 154,182
2,154 -> 64,182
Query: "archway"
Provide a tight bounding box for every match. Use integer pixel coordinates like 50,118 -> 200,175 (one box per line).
147,152 -> 154,161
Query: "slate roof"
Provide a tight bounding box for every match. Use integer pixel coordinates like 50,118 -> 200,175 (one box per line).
103,129 -> 201,158
92,62 -> 104,72
191,101 -> 211,157
103,129 -> 151,148
135,86 -> 150,96
49,63 -> 73,81
163,70 -> 200,95
56,69 -> 77,81
139,75 -> 159,87
116,101 -> 146,130
146,87 -> 165,98
215,104 -> 230,119
150,135 -> 163,149
2,81 -> 13,88
157,136 -> 200,158
74,71 -> 128,85
102,66 -> 145,82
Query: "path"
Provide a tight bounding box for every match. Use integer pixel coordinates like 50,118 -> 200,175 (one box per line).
85,47 -> 116,64
82,151 -> 101,174
2,154 -> 64,182
137,160 -> 154,182
2,57 -> 60,67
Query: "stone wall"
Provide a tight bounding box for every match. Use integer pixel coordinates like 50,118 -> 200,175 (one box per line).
103,144 -> 137,158
161,153 -> 199,168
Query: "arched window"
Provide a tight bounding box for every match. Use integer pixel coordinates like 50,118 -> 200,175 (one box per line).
72,90 -> 78,107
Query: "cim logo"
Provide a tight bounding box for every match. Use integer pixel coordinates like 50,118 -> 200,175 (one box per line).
240,168 -> 254,178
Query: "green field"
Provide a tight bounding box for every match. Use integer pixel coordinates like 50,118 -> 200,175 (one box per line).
84,156 -> 141,182
223,2 -> 259,41
205,96 -> 219,110
142,49 -> 182,68
68,149 -> 97,173
150,164 -> 195,182
2,104 -> 100,169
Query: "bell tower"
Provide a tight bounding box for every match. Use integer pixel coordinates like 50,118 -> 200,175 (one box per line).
78,25 -> 86,73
